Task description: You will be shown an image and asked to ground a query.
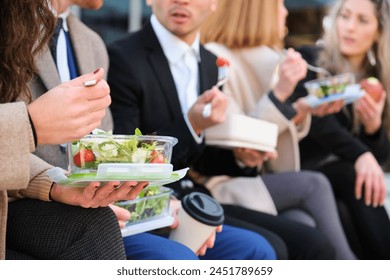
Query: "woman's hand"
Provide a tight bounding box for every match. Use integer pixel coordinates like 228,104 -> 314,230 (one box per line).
293,98 -> 344,125
355,91 -> 386,135
233,148 -> 278,168
311,100 -> 344,117
50,180 -> 148,208
28,68 -> 111,145
354,152 -> 386,207
273,48 -> 308,102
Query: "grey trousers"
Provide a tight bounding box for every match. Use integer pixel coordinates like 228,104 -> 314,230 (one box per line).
262,170 -> 356,260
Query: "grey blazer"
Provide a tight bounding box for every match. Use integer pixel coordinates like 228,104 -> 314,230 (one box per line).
29,14 -> 113,169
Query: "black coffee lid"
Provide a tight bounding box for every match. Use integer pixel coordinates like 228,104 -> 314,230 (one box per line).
181,192 -> 224,226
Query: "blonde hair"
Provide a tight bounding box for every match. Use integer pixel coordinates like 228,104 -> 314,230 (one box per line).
318,0 -> 390,136
201,0 -> 281,48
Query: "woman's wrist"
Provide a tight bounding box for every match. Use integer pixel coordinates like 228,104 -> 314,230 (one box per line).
49,183 -> 60,202
363,119 -> 381,135
272,87 -> 288,103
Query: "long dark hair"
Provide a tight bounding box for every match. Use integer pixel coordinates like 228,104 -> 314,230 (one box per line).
0,0 -> 55,103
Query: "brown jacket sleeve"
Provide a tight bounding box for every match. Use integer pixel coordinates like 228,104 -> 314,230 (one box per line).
8,154 -> 53,201
0,102 -> 35,190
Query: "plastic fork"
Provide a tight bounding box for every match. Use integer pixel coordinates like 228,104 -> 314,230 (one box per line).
306,64 -> 331,77
202,65 -> 229,118
280,49 -> 331,77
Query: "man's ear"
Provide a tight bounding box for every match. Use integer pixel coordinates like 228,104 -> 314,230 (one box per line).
146,0 -> 152,7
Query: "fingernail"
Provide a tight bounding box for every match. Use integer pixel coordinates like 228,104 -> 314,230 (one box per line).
93,68 -> 101,74
83,79 -> 97,87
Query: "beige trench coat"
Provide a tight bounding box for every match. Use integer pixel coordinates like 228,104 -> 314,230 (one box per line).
200,44 -> 311,213
0,102 -> 52,259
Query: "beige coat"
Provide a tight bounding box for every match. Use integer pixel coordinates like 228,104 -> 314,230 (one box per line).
199,44 -> 311,212
0,14 -> 112,259
205,43 -> 311,172
0,102 -> 53,259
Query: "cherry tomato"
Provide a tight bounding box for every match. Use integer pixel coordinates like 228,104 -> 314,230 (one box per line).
73,149 -> 95,167
150,151 -> 165,164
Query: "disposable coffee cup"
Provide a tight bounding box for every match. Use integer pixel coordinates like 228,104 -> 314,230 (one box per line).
169,192 -> 224,252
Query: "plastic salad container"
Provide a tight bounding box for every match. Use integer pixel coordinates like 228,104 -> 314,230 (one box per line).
304,73 -> 355,98
116,186 -> 174,236
67,134 -> 178,178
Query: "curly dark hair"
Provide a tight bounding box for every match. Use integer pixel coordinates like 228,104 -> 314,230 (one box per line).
0,0 -> 55,103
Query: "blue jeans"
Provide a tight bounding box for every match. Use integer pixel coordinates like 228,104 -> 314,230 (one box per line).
123,225 -> 276,260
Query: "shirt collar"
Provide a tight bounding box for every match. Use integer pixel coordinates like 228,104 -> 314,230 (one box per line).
58,8 -> 70,20
58,9 -> 70,32
50,3 -> 70,32
150,14 -> 200,65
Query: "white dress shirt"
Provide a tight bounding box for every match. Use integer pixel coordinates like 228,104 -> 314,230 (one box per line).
55,9 -> 71,83
150,15 -> 204,143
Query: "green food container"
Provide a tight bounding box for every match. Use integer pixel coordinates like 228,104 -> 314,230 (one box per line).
68,134 -> 178,174
115,186 -> 172,224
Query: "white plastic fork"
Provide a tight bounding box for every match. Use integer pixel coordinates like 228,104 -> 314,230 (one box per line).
280,49 -> 331,77
202,66 -> 229,118
306,63 -> 331,77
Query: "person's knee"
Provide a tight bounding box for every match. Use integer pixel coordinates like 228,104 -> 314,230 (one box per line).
240,230 -> 277,260
301,171 -> 334,198
145,241 -> 198,260
124,233 -> 198,260
87,206 -> 119,229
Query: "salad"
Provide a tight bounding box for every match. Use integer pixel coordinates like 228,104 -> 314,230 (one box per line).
304,73 -> 355,99
69,129 -> 178,172
115,186 -> 172,223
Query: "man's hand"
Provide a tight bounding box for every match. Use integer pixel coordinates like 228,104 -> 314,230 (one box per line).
169,198 -> 223,256
196,225 -> 223,256
169,198 -> 182,229
187,87 -> 228,134
233,148 -> 278,168
109,204 -> 131,229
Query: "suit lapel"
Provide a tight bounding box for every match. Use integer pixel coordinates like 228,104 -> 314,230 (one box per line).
35,14 -> 90,92
142,23 -> 183,119
35,47 -> 61,91
199,46 -> 218,93
68,14 -> 93,75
